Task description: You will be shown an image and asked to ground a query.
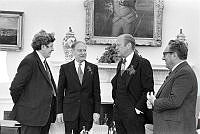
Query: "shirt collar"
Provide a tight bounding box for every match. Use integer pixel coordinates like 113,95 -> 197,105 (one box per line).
36,50 -> 46,63
74,60 -> 85,66
172,60 -> 185,71
125,51 -> 134,67
74,60 -> 85,71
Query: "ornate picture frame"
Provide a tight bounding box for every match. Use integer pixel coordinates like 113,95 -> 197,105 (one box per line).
84,0 -> 164,46
0,11 -> 24,51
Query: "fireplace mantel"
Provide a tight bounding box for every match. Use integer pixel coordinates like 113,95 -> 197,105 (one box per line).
49,61 -> 169,104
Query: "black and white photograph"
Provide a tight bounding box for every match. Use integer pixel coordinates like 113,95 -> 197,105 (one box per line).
0,0 -> 200,134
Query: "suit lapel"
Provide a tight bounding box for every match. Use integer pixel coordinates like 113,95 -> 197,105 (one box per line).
82,61 -> 91,87
82,61 -> 87,85
33,51 -> 51,84
156,61 -> 188,98
69,60 -> 82,86
156,76 -> 171,98
116,60 -> 122,76
124,53 -> 139,87
45,61 -> 56,90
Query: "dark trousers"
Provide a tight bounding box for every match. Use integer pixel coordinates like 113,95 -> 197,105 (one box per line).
64,113 -> 93,134
114,106 -> 145,134
21,96 -> 56,134
21,124 -> 50,134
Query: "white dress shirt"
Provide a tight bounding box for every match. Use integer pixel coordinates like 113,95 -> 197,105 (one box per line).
124,51 -> 135,69
36,51 -> 46,69
74,60 -> 85,75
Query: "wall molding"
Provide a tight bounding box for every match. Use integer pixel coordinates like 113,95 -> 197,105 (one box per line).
0,98 -> 13,120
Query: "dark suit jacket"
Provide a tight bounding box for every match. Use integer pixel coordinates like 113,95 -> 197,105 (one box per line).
57,60 -> 101,121
9,51 -> 56,126
111,53 -> 154,121
153,61 -> 198,134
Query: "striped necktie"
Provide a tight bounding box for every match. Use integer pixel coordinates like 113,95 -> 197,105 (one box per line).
121,58 -> 126,75
78,62 -> 83,84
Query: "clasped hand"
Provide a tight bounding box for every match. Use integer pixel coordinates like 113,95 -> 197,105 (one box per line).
146,92 -> 156,109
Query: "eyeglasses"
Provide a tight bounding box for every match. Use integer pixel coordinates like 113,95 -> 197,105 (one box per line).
163,51 -> 174,57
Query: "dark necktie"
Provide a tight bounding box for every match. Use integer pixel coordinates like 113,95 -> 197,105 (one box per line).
44,59 -> 56,96
121,58 -> 126,75
78,63 -> 83,84
164,71 -> 172,82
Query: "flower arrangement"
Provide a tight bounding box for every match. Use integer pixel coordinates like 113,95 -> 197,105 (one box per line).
98,44 -> 119,63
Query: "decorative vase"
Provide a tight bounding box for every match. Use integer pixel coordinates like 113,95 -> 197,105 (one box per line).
63,27 -> 76,62
176,29 -> 186,42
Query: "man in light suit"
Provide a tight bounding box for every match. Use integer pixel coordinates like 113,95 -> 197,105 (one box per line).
147,40 -> 198,134
111,34 -> 154,134
9,30 -> 57,134
56,41 -> 101,134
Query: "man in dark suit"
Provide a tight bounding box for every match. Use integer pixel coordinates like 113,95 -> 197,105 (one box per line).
147,40 -> 198,134
56,41 -> 101,134
9,30 -> 57,134
111,34 -> 154,134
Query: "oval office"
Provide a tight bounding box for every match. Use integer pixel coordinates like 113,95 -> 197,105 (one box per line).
0,0 -> 200,134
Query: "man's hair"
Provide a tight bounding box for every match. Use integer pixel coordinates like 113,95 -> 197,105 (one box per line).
168,40 -> 188,60
122,34 -> 136,50
31,30 -> 55,50
71,41 -> 85,49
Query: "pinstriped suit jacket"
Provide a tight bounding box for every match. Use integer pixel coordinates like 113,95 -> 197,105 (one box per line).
153,61 -> 198,134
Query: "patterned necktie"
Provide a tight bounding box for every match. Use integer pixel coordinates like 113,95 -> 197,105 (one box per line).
78,62 -> 83,84
44,59 -> 56,96
121,58 -> 126,75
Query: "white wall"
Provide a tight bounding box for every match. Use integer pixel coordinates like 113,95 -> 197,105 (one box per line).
0,0 -> 200,118
0,0 -> 199,80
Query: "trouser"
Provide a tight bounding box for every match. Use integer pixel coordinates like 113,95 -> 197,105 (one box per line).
114,105 -> 145,134
21,96 -> 56,134
64,113 -> 93,134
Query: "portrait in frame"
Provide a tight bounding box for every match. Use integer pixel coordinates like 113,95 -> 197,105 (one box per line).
0,11 -> 24,51
84,0 -> 164,46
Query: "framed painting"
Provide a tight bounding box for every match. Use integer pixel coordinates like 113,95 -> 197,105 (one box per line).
0,11 -> 24,51
84,0 -> 164,46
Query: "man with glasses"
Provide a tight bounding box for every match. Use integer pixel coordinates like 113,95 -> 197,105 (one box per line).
147,40 -> 198,134
9,30 -> 57,134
